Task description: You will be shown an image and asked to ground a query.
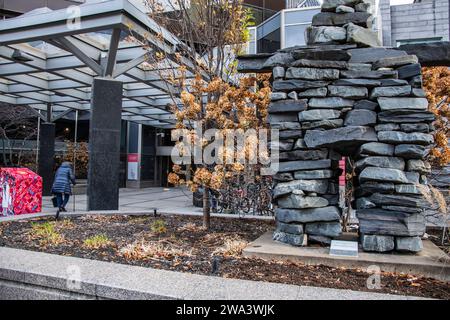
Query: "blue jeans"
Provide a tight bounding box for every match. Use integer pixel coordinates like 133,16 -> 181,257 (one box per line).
55,193 -> 70,209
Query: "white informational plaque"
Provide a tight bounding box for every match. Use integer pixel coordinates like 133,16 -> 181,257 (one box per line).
329,240 -> 359,257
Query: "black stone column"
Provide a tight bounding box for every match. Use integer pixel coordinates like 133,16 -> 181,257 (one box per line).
87,78 -> 123,211
38,123 -> 55,196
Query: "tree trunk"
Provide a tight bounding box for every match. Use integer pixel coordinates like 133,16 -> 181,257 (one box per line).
203,186 -> 211,230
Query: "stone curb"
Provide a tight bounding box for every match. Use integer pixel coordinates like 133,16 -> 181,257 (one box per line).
0,247 -> 429,300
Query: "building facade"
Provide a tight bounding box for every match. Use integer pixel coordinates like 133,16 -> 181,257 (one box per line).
247,0 -> 321,54
379,0 -> 449,47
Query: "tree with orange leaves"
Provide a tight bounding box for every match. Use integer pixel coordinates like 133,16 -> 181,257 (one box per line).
422,67 -> 450,167
137,0 -> 271,229
168,73 -> 271,229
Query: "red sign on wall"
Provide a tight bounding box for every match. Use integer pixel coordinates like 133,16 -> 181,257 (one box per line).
127,153 -> 139,180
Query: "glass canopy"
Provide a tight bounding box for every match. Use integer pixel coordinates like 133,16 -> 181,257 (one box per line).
0,0 -> 201,128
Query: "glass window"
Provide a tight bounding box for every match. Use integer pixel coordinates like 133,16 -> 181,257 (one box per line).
285,8 -> 320,25
285,24 -> 309,48
247,41 -> 257,54
258,28 -> 281,53
396,37 -> 443,47
257,13 -> 281,39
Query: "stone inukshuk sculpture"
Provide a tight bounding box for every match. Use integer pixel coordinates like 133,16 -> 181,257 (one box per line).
238,0 -> 435,253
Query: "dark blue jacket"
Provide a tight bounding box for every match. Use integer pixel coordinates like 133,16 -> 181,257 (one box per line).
52,162 -> 76,194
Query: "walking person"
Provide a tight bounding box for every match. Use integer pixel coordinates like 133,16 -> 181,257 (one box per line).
52,162 -> 76,220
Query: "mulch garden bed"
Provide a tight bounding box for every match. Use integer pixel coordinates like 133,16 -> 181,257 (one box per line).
0,214 -> 449,299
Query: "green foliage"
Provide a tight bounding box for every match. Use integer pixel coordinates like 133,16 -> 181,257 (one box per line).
30,222 -> 64,246
151,219 -> 167,234
83,234 -> 111,249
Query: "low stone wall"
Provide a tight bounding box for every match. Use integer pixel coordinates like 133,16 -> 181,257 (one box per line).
239,0 -> 436,253
1,247 -> 416,300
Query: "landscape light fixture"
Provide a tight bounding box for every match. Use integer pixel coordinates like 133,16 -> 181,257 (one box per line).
11,49 -> 34,62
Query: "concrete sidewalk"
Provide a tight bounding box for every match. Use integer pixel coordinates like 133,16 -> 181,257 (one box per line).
0,247 -> 429,300
41,187 -> 202,215
0,186 -> 274,223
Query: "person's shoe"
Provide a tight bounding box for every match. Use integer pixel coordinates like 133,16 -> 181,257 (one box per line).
61,207 -> 67,212
55,209 -> 60,221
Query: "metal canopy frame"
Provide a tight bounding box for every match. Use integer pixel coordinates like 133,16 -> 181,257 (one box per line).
0,0 -> 196,128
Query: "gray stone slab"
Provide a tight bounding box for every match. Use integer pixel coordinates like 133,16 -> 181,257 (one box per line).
372,55 -> 419,70
273,79 -> 330,92
398,42 -> 450,67
301,119 -> 344,130
278,159 -> 332,173
346,22 -> 381,47
357,142 -> 394,156
377,97 -> 428,111
321,0 -> 362,12
304,126 -> 377,149
291,59 -> 348,69
361,235 -> 394,252
298,109 -> 341,121
397,63 -> 422,79
378,110 -> 435,123
276,206 -> 341,224
359,167 -> 409,184
394,144 -> 426,159
355,156 -> 405,171
263,52 -> 295,68
294,169 -> 334,180
333,78 -> 381,87
370,86 -> 411,99
377,131 -> 434,145
308,97 -> 354,108
292,49 -> 351,61
278,194 -> 329,209
305,222 -> 342,237
286,67 -> 340,80
297,87 -> 328,97
328,85 -> 368,98
312,12 -> 373,28
274,179 -> 329,198
348,47 -> 407,64
344,109 -> 377,126
305,26 -> 347,45
269,99 -> 307,113
340,70 -> 398,79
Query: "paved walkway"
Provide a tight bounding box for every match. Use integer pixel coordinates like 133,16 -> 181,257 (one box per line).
1,187 -> 274,222
41,187 -> 203,215
0,247 -> 429,300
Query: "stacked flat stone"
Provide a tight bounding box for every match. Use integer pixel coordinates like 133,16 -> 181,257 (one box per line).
307,0 -> 381,48
266,1 -> 435,253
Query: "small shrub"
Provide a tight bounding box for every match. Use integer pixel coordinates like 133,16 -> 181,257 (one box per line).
30,222 -> 64,246
177,222 -> 205,232
57,219 -> 75,229
213,238 -> 248,257
119,240 -> 191,260
150,219 -> 167,234
83,234 -> 111,249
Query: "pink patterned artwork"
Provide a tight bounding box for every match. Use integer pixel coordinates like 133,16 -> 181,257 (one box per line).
0,168 -> 42,216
